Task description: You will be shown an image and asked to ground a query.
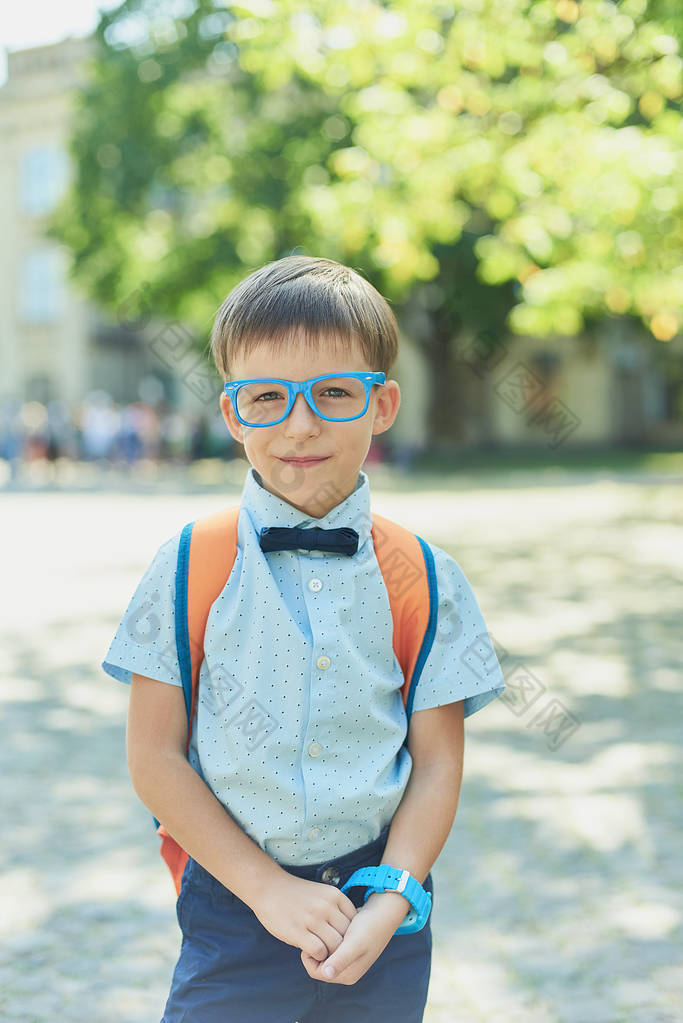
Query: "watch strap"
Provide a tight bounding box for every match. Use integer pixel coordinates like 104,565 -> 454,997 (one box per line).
340,865 -> 432,933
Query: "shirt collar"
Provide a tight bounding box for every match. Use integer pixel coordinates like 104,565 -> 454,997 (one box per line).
240,466 -> 373,548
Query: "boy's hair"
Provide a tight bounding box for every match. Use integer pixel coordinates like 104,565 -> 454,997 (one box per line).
210,255 -> 399,380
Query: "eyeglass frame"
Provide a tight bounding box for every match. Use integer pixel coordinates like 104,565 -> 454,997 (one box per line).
223,371 -> 387,427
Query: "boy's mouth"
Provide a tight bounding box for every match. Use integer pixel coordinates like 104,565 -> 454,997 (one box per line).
278,456 -> 331,466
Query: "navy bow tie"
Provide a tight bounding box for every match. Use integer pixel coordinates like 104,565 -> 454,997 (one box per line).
259,525 -> 359,556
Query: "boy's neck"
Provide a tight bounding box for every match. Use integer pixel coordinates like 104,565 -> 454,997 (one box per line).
252,468 -> 364,520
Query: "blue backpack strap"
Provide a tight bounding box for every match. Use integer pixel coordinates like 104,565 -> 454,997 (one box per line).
403,534 -> 439,717
152,520 -> 194,833
174,521 -> 195,720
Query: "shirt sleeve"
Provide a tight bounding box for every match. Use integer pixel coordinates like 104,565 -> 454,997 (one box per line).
409,542 -> 506,719
101,530 -> 183,688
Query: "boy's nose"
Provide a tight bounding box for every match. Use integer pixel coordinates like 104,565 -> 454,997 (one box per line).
283,392 -> 320,432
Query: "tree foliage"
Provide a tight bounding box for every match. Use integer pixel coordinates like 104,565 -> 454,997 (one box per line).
50,0 -> 682,343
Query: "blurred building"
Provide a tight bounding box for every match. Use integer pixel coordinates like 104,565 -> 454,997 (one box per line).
0,36 -> 215,419
452,321 -> 681,452
0,36 -> 679,457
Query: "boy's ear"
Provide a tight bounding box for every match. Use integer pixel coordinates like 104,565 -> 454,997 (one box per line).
220,392 -> 245,444
371,379 -> 401,436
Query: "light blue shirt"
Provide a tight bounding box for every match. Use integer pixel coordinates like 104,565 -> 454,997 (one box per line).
102,467 -> 505,865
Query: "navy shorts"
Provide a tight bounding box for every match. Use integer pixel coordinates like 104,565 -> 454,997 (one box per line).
161,824 -> 433,1023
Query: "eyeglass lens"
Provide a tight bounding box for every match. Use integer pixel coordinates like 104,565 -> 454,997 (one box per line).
235,376 -> 369,425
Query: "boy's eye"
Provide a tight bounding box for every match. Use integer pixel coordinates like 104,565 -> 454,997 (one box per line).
254,390 -> 284,402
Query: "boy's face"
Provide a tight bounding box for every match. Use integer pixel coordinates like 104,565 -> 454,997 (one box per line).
219,333 -> 401,518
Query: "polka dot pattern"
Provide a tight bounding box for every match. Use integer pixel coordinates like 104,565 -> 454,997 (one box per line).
102,467 -> 505,866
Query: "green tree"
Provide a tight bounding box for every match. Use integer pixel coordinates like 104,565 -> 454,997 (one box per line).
50,0 -> 682,442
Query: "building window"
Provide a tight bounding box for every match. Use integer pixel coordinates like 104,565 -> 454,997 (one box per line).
18,248 -> 66,324
19,145 -> 69,216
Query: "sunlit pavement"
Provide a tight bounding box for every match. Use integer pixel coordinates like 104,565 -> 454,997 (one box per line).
1,468 -> 681,1022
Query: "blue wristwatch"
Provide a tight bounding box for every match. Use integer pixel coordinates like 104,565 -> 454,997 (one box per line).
340,866 -> 432,934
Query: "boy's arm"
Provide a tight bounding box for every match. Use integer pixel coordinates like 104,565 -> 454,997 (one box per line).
366,698 -> 465,910
126,673 -> 359,962
306,700 -> 464,984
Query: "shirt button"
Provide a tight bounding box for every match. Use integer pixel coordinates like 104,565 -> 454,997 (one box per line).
316,655 -> 331,670
308,578 -> 323,592
321,866 -> 341,886
308,828 -> 322,840
308,741 -> 322,757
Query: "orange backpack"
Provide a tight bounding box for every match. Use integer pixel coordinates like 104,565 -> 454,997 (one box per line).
155,506 -> 438,895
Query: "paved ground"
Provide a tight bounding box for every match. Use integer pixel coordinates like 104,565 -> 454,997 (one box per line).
1,466 -> 681,1022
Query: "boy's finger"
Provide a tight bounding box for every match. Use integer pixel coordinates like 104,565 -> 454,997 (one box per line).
332,905 -> 355,934
338,893 -> 358,920
321,943 -> 360,980
301,951 -> 340,981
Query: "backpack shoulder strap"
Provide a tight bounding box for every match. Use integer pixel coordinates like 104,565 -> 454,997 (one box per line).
159,505 -> 240,896
370,513 -> 439,718
178,506 -> 241,743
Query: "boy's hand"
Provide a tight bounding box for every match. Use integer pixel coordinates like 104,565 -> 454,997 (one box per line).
251,873 -> 358,962
301,891 -> 409,985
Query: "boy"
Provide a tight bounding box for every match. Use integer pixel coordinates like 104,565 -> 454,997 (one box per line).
102,255 -> 506,1022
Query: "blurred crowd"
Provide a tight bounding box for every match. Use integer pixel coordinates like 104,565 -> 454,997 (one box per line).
0,392 -> 237,481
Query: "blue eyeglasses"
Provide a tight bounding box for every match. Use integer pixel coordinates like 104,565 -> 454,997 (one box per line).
223,372 -> 386,427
